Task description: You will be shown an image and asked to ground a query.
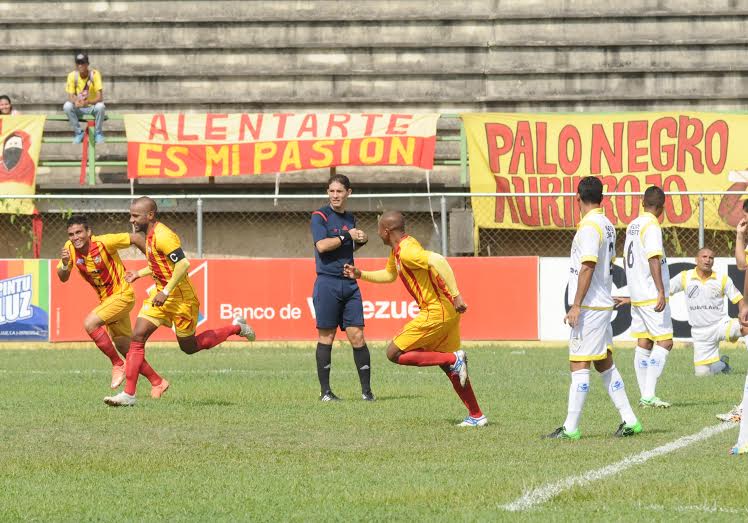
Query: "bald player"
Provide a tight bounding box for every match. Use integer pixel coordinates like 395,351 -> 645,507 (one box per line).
343,211 -> 487,427
104,197 -> 256,407
669,248 -> 746,377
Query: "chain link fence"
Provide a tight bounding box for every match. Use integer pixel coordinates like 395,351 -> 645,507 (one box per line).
0,192 -> 742,260
471,193 -> 737,258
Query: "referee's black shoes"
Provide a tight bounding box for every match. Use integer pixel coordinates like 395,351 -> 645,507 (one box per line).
320,390 -> 341,402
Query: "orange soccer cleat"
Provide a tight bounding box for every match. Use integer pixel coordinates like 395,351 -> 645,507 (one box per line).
151,378 -> 170,399
110,364 -> 126,389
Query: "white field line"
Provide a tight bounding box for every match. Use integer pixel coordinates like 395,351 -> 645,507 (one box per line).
502,423 -> 736,512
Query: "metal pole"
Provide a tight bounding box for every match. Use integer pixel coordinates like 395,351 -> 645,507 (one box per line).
196,197 -> 204,258
698,195 -> 705,249
459,123 -> 468,186
440,195 -> 448,256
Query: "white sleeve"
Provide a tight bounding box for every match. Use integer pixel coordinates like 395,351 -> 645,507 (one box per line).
669,272 -> 684,295
642,223 -> 664,259
577,224 -> 601,263
724,275 -> 743,304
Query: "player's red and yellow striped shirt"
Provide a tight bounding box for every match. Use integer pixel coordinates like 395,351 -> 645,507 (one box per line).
388,235 -> 456,319
59,233 -> 132,301
146,222 -> 196,297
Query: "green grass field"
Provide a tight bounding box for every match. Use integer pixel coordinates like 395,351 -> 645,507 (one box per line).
2,343 -> 748,521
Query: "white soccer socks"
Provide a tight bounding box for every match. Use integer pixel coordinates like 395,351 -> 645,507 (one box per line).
563,369 -> 590,433
601,365 -> 637,425
634,347 -> 651,397
642,345 -> 669,399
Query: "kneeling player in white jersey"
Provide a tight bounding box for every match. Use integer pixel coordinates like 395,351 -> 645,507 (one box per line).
669,248 -> 746,376
623,186 -> 673,408
545,176 -> 641,440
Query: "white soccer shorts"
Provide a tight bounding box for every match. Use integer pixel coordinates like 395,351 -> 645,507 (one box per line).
569,308 -> 613,362
631,303 -> 673,342
691,317 -> 742,366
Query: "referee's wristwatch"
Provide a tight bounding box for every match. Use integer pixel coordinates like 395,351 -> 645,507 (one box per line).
338,230 -> 352,243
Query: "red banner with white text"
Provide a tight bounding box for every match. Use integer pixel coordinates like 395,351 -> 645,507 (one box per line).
49,257 -> 537,342
124,113 -> 439,179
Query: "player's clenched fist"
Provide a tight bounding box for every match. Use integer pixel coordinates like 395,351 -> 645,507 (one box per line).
452,294 -> 468,314
347,228 -> 367,244
60,247 -> 71,268
343,263 -> 361,279
124,270 -> 139,283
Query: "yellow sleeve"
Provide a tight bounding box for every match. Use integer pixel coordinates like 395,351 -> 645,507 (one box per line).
155,226 -> 182,256
361,253 -> 398,283
427,252 -> 460,296
163,258 -> 190,295
399,241 -> 429,270
57,241 -> 74,270
92,69 -> 103,92
98,233 -> 131,252
65,72 -> 75,94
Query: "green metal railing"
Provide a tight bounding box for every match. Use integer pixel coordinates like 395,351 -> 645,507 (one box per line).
38,113 -> 469,186
41,114 -> 127,186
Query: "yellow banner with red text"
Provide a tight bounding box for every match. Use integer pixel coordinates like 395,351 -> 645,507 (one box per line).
463,112 -> 748,229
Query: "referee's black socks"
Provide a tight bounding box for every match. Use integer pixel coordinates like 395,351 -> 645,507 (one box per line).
316,343 -> 333,393
353,344 -> 372,393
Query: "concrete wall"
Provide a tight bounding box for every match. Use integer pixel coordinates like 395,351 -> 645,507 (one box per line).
3,0 -> 747,190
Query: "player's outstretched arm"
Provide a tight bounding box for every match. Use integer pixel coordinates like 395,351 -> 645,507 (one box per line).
427,252 -> 467,313
129,232 -> 146,254
343,263 -> 397,284
125,266 -> 151,283
56,246 -> 72,283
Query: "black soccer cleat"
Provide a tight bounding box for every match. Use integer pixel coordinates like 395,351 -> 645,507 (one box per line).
543,426 -> 581,440
614,420 -> 643,437
361,390 -> 376,401
319,390 -> 341,402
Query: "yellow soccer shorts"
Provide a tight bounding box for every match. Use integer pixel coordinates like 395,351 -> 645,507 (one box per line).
138,288 -> 200,337
94,292 -> 135,339
393,309 -> 461,353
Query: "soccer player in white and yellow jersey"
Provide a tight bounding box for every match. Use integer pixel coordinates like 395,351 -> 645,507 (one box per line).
545,177 -> 641,440
57,214 -> 165,393
728,205 -> 748,454
104,197 -> 255,407
343,211 -> 486,427
669,248 -> 746,376
623,186 -> 673,408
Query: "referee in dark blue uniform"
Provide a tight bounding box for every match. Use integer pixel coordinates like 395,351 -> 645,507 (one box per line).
310,174 -> 374,401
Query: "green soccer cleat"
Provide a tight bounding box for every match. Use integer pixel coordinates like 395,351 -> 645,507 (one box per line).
614,420 -> 643,437
639,396 -> 671,408
544,426 -> 581,440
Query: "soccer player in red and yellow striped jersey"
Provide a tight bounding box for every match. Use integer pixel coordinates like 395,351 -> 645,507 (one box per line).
104,197 -> 255,407
56,214 -> 165,393
344,211 -> 487,427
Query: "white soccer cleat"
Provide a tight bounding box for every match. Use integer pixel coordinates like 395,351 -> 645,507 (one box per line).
232,316 -> 256,342
458,415 -> 488,427
451,350 -> 468,387
639,396 -> 671,408
717,405 -> 742,423
104,391 -> 136,407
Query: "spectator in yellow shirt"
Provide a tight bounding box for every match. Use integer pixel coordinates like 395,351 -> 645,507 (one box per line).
63,53 -> 105,144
